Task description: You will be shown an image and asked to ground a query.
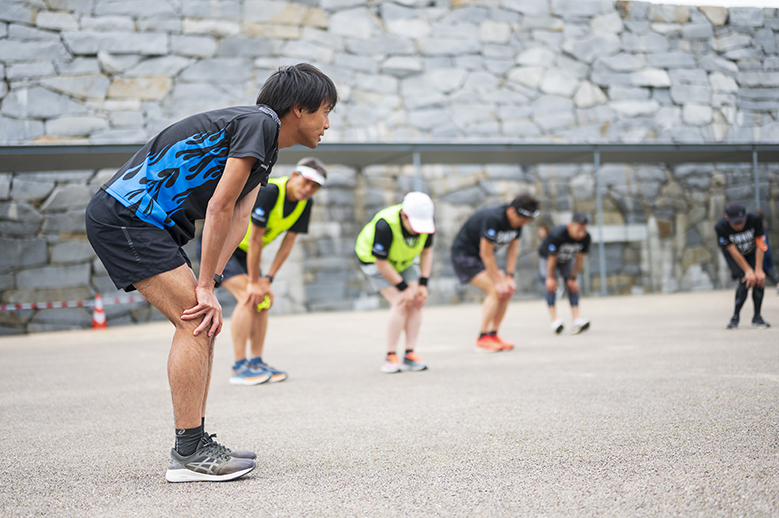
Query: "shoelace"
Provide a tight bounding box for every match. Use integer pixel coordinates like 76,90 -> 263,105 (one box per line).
201,433 -> 233,459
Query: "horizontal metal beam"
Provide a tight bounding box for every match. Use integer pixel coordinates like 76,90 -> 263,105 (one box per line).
2,143 -> 779,172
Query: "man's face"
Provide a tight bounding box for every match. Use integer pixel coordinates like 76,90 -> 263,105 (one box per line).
400,212 -> 419,236
727,217 -> 746,231
296,102 -> 331,149
568,222 -> 588,241
506,207 -> 532,229
287,171 -> 321,202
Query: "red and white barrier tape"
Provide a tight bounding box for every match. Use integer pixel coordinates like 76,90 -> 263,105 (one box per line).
0,295 -> 147,312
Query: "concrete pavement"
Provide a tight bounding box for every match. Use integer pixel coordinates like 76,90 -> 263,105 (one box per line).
1,290 -> 777,517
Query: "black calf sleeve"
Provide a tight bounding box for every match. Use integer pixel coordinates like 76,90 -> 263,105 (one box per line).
734,283 -> 748,317
752,285 -> 765,316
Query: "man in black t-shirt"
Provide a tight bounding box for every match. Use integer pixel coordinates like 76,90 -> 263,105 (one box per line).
212,157 -> 325,386
538,213 -> 591,335
715,202 -> 770,329
450,194 -> 540,352
85,64 -> 338,483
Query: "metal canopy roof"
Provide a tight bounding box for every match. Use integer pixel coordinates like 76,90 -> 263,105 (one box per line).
2,143 -> 779,172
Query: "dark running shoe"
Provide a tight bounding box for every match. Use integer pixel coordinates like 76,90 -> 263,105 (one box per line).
751,316 -> 770,329
166,436 -> 255,483
726,316 -> 739,329
202,432 -> 256,460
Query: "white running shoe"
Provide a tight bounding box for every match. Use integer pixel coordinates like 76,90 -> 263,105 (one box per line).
571,318 -> 590,334
551,319 -> 564,334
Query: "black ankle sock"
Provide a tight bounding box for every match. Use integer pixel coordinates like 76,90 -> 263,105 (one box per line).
405,349 -> 413,355
488,331 -> 497,336
175,424 -> 204,457
387,352 -> 397,357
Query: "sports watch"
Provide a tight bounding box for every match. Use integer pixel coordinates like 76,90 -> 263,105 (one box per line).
213,273 -> 224,288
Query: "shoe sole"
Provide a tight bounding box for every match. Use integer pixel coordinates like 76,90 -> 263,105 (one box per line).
751,324 -> 770,328
571,322 -> 590,335
554,325 -> 564,334
166,463 -> 255,483
404,364 -> 428,371
268,374 -> 288,382
474,345 -> 502,353
380,367 -> 403,373
229,375 -> 270,386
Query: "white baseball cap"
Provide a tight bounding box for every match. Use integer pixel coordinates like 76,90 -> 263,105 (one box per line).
296,164 -> 326,185
401,192 -> 435,234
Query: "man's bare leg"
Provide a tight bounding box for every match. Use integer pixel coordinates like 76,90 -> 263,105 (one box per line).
134,264 -> 213,430
249,309 -> 269,358
379,286 -> 407,354
222,275 -> 252,362
469,271 -> 501,334
403,281 -> 422,351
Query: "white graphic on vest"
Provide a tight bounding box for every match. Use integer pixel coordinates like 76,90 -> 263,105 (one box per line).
729,229 -> 756,255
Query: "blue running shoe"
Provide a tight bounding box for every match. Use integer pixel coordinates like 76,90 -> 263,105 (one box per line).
249,357 -> 288,383
229,360 -> 270,386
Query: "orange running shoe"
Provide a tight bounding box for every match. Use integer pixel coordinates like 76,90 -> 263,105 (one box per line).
490,334 -> 514,351
475,335 -> 503,353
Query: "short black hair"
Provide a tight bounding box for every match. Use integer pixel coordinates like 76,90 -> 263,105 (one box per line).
510,193 -> 539,214
256,63 -> 338,118
572,213 -> 589,224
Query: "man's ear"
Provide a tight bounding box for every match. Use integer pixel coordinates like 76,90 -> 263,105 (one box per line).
293,105 -> 304,118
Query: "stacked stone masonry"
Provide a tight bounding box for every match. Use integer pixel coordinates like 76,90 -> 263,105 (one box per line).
1,0 -> 778,332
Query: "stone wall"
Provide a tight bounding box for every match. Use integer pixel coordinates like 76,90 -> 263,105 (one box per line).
0,0 -> 778,143
1,159 -> 777,334
2,0 -> 779,333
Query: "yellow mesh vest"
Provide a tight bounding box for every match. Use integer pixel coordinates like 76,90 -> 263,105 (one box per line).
238,177 -> 307,251
355,205 -> 428,272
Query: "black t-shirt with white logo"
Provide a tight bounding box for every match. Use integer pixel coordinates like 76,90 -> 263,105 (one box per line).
451,205 -> 520,258
250,182 -> 312,234
367,218 -> 433,261
715,212 -> 764,257
539,224 -> 591,263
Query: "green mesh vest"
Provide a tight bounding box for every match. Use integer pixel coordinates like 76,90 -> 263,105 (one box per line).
238,176 -> 307,251
355,204 -> 428,272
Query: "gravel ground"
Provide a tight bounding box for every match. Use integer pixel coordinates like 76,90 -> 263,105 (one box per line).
1,290 -> 777,517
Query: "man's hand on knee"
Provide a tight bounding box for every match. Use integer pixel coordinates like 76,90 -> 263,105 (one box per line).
182,286 -> 223,337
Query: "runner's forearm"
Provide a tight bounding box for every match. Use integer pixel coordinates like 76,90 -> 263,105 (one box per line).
571,253 -> 585,278
375,258 -> 404,285
505,239 -> 519,275
268,232 -> 297,278
247,225 -> 266,283
727,244 -> 753,273
755,247 -> 764,274
479,238 -> 502,282
547,255 -> 557,280
419,247 -> 433,278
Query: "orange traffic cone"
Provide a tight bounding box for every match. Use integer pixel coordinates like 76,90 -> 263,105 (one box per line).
92,293 -> 107,329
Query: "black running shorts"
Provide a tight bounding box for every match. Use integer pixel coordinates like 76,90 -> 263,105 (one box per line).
195,236 -> 253,282
86,189 -> 190,292
723,249 -> 756,280
451,253 -> 486,284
